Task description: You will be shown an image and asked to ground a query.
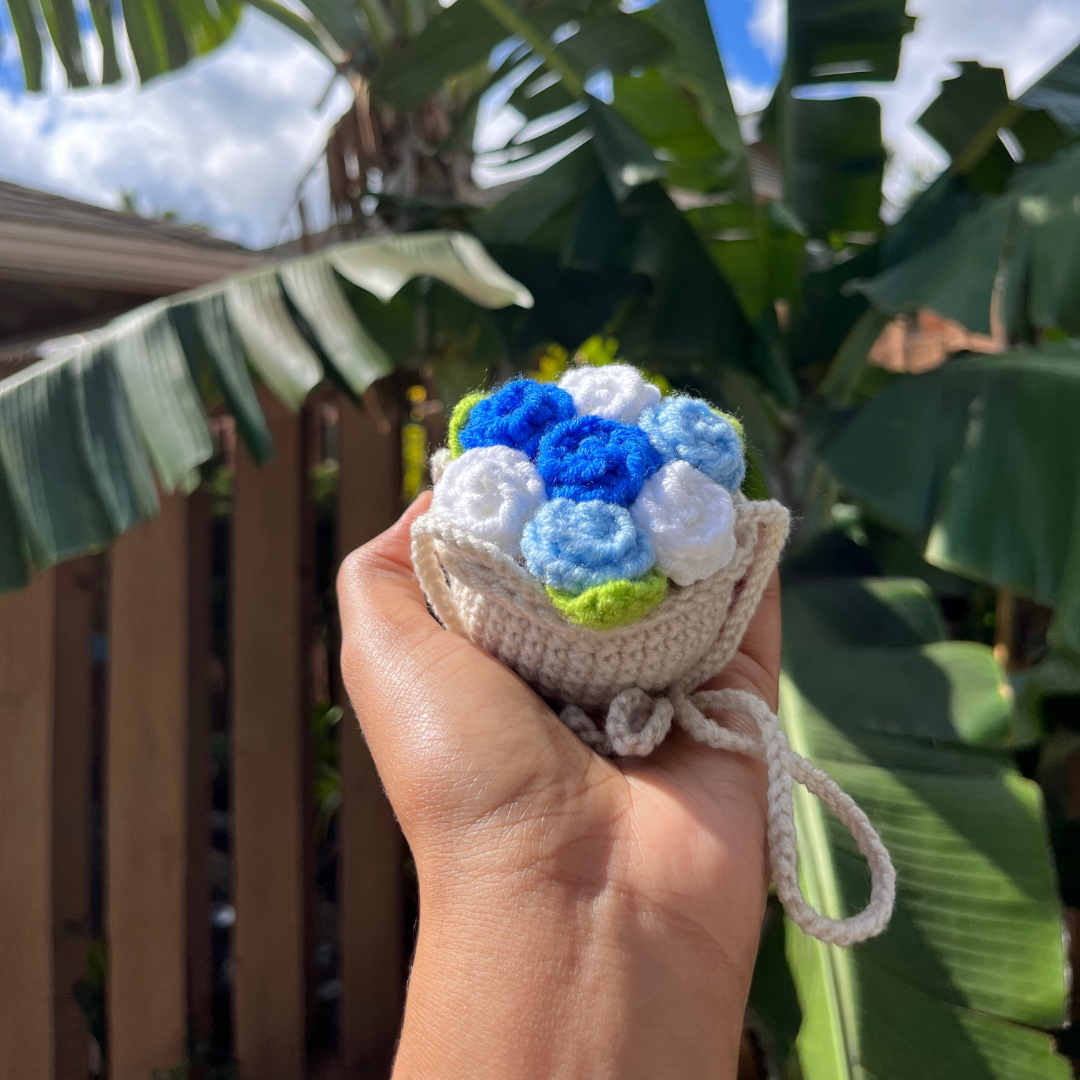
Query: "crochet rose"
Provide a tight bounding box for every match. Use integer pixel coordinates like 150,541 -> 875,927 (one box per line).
458,380 -> 575,460
536,415 -> 662,506
521,498 -> 655,594
558,363 -> 661,425
638,396 -> 746,492
630,461 -> 737,585
432,445 -> 546,558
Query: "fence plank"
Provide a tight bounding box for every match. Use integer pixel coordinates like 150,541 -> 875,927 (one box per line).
337,397 -> 406,1072
0,572 -> 56,1080
52,558 -> 97,1080
232,390 -> 309,1080
108,496 -> 190,1080
186,491 -> 214,1065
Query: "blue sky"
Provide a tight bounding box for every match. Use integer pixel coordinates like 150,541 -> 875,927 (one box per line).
0,0 -> 1078,247
708,0 -> 782,90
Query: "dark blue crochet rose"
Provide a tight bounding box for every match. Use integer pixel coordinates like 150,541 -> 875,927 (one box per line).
536,415 -> 663,506
459,380 -> 576,460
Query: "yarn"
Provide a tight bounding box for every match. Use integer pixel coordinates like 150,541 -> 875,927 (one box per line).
716,409 -> 745,445
459,380 -> 576,460
537,415 -> 663,506
546,569 -> 668,630
521,498 -> 654,594
558,363 -> 662,424
448,392 -> 486,458
431,446 -> 545,558
638,396 -> 746,492
630,461 -> 737,586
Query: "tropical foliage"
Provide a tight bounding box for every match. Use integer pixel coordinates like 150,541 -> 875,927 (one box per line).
2,0 -> 1079,1076
0,231 -> 530,589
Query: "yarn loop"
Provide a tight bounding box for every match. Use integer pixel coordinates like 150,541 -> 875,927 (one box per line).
562,687 -> 896,947
411,495 -> 896,946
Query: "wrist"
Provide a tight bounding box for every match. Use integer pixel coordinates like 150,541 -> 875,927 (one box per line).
393,868 -> 752,1080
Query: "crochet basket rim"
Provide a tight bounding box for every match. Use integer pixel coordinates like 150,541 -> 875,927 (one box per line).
412,491 -> 772,641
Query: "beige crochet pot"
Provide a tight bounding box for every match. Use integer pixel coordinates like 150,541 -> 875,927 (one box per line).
416,492 -> 784,707
412,491 -> 790,753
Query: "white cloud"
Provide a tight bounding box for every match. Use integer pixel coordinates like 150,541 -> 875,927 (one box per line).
0,13 -> 353,248
748,0 -> 785,67
727,77 -> 774,144
728,76 -> 773,116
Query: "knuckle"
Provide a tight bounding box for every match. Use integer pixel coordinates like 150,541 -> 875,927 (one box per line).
337,536 -> 401,598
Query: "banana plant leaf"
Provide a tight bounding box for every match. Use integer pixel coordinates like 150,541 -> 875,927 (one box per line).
1,0 -> 350,92
3,0 -> 249,90
641,0 -> 749,198
373,0 -> 511,110
226,267 -> 329,411
280,258 -> 395,400
854,194 -> 1008,335
374,0 -> 667,112
1019,42 -> 1080,134
917,62 -> 1019,172
784,95 -> 888,240
0,232 -> 532,591
848,49 -> 1080,337
757,0 -> 915,242
779,577 -> 1069,1080
820,348 -> 1080,652
612,69 -> 734,194
854,142 -> 1080,339
786,0 -> 915,87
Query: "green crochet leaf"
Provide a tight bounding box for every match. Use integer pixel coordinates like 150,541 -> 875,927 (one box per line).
547,569 -> 668,630
447,392 -> 487,458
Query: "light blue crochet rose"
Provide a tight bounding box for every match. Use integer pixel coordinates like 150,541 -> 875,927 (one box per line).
637,396 -> 745,492
521,498 -> 654,595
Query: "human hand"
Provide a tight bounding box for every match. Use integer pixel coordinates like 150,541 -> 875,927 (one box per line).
337,491 -> 781,1080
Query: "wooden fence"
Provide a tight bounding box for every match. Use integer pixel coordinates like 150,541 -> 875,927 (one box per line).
0,391 -> 409,1080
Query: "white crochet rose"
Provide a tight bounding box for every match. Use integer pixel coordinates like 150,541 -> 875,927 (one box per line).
432,445 -> 546,558
558,363 -> 662,425
630,460 -> 737,586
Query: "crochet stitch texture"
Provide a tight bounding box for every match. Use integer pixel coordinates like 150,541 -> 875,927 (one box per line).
459,380 -> 575,459
558,363 -> 662,424
631,461 -> 738,587
536,414 -> 662,506
448,392 -> 486,458
638,396 -> 746,492
546,569 -> 668,630
522,498 -> 654,593
432,445 -> 545,559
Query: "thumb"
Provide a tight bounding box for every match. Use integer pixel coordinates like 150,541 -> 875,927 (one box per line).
336,492 -> 586,828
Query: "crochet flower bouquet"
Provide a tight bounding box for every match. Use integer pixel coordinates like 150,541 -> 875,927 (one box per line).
412,364 -> 895,946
